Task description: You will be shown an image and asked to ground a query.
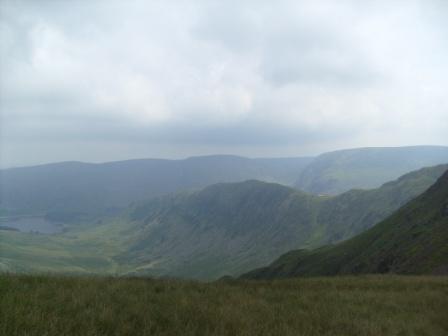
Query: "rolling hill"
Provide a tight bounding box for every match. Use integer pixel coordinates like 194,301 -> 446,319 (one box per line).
242,167 -> 448,279
0,155 -> 312,218
2,146 -> 447,221
295,145 -> 448,195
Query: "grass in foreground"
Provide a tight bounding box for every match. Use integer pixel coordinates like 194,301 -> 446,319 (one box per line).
1,274 -> 447,336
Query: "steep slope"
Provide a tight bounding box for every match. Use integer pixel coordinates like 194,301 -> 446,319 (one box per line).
0,155 -> 312,218
295,145 -> 448,195
118,181 -> 320,279
118,165 -> 448,279
242,168 -> 448,279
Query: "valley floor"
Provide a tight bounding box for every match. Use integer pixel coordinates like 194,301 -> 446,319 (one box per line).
1,275 -> 447,336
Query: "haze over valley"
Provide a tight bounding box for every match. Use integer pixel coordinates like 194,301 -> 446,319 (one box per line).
1,1 -> 447,335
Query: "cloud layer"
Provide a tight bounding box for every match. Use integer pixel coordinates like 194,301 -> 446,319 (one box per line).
1,0 -> 447,167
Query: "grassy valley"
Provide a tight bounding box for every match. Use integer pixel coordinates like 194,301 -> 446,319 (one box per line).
1,164 -> 446,279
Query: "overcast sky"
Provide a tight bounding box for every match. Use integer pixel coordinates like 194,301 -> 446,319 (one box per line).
1,0 -> 447,168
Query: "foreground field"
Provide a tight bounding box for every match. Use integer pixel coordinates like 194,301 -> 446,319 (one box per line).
1,275 -> 447,336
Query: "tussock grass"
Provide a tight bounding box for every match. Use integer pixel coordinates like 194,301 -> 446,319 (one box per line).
1,274 -> 447,336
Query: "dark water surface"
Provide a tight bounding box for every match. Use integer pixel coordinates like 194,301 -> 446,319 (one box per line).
0,216 -> 63,234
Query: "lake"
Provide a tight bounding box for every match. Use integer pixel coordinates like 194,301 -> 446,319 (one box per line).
0,216 -> 64,234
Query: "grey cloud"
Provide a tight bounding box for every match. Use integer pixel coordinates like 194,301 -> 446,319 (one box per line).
1,0 -> 448,168
191,1 -> 263,52
260,40 -> 377,88
2,109 -> 353,147
192,1 -> 380,87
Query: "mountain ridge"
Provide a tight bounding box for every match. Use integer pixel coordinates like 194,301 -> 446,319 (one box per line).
0,155 -> 313,217
117,164 -> 448,279
242,167 -> 448,279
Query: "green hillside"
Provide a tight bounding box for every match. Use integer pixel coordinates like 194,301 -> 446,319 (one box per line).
116,165 -> 448,279
295,145 -> 448,195
2,165 -> 446,279
242,168 -> 448,279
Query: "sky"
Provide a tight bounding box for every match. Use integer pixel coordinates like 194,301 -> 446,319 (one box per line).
1,0 -> 447,168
